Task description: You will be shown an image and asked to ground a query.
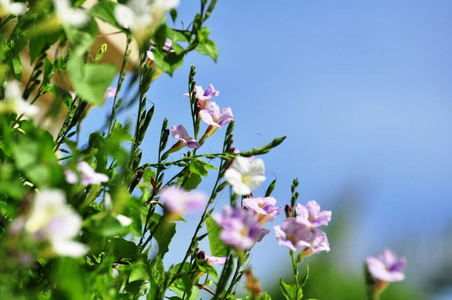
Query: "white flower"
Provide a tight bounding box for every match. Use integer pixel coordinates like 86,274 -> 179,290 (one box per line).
0,80 -> 39,117
115,0 -> 153,33
53,0 -> 89,27
115,0 -> 179,35
153,0 -> 179,11
0,0 -> 27,16
224,157 -> 266,195
24,189 -> 88,257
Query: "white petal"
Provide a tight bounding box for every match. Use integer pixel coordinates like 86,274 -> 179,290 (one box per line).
231,156 -> 250,174
116,214 -> 132,227
247,175 -> 266,190
249,158 -> 265,175
114,4 -> 135,29
52,239 -> 88,257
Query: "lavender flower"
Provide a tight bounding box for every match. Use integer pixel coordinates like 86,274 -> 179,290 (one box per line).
366,249 -> 407,282
199,102 -> 233,128
274,218 -> 330,256
65,162 -> 109,185
159,186 -> 207,215
243,196 -> 281,225
295,200 -> 332,229
206,255 -> 226,266
184,84 -> 219,110
213,205 -> 269,250
171,125 -> 201,149
224,156 -> 266,195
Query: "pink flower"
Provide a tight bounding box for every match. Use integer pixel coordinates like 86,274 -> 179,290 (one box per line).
213,205 -> 269,250
65,162 -> 109,185
206,255 -> 226,266
171,125 -> 201,149
274,218 -> 330,256
159,186 -> 207,215
366,249 -> 407,282
295,200 -> 332,229
105,87 -> 117,98
242,197 -> 281,225
184,84 -> 219,110
200,102 -> 233,128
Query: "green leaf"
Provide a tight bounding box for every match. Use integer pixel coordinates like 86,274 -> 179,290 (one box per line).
67,54 -> 117,105
129,261 -> 150,282
206,215 -> 227,257
196,258 -> 218,279
152,51 -> 184,76
169,8 -> 177,23
94,214 -> 129,237
154,218 -> 176,258
108,238 -> 140,261
189,159 -> 215,177
195,39 -> 218,62
50,258 -> 86,300
279,278 -> 303,300
42,57 -> 55,87
182,173 -> 202,190
29,29 -> 61,63
63,18 -> 98,56
265,179 -> 277,197
90,0 -> 120,27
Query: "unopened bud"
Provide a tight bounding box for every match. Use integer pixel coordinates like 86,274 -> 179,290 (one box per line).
197,250 -> 206,260
285,204 -> 292,218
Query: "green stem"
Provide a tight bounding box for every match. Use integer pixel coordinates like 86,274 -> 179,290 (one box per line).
290,251 -> 300,298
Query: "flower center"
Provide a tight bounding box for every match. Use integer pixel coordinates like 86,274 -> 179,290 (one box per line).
241,174 -> 252,185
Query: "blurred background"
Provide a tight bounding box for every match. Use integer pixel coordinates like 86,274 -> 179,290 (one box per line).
82,0 -> 452,298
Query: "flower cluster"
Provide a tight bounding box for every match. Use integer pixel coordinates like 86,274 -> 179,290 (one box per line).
165,83 -> 233,157
274,200 -> 331,256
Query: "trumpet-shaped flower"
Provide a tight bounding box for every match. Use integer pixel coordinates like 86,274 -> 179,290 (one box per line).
243,196 -> 281,225
65,161 -> 109,185
274,218 -> 330,255
199,102 -> 233,128
206,255 -> 226,266
159,186 -> 207,215
213,205 -> 269,250
366,249 -> 407,282
171,125 -> 201,148
225,156 -> 266,195
24,189 -> 88,257
0,80 -> 39,117
184,84 -> 219,109
53,0 -> 89,27
295,200 -> 332,229
0,0 -> 27,16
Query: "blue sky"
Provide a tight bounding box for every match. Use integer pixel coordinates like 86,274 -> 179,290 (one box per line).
84,0 -> 452,296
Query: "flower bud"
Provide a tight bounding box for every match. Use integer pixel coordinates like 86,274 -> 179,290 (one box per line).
285,204 -> 292,218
